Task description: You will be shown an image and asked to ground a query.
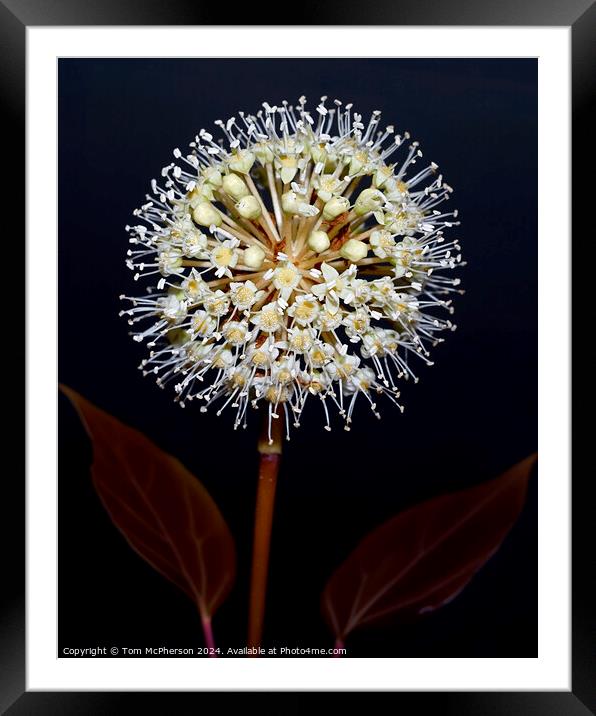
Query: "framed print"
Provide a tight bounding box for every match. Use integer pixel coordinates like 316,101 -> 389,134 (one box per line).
4,2 -> 587,711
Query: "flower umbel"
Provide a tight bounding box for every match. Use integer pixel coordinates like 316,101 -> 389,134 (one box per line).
121,96 -> 463,439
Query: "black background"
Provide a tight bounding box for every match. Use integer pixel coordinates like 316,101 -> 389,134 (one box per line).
58,58 -> 537,658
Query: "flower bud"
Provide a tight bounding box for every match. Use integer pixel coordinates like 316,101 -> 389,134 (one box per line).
373,165 -> 395,189
323,196 -> 350,221
316,175 -> 341,203
348,154 -> 365,176
222,173 -> 250,200
236,196 -> 262,220
254,142 -> 274,164
192,201 -> 221,227
203,167 -> 223,187
279,156 -> 298,184
229,149 -> 255,174
310,143 -> 327,164
281,191 -> 300,214
243,245 -> 266,269
340,239 -> 368,263
188,183 -> 214,207
307,230 -> 330,253
354,187 -> 385,216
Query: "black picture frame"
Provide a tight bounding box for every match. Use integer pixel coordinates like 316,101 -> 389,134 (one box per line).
5,2 -> 587,711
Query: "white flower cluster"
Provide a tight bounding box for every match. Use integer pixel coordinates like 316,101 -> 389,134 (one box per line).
121,96 -> 463,440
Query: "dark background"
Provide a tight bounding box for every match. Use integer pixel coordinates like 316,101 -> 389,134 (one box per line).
58,58 -> 537,658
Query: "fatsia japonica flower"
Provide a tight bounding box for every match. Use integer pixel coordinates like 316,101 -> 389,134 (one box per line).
120,96 -> 463,441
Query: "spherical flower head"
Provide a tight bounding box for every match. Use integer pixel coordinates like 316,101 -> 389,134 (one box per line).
122,96 -> 463,438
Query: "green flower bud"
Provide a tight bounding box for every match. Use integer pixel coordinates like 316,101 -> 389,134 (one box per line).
310,143 -> 327,164
281,191 -> 300,214
354,187 -> 385,216
203,167 -> 223,187
307,230 -> 331,253
243,245 -> 266,269
229,149 -> 255,174
192,201 -> 221,227
222,173 -> 250,200
340,239 -> 368,262
254,142 -> 274,164
189,183 -> 214,208
373,165 -> 394,189
323,196 -> 350,221
280,163 -> 298,185
348,155 -> 364,176
236,195 -> 261,220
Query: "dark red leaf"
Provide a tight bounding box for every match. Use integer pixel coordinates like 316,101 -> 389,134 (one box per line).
61,385 -> 236,619
322,454 -> 536,640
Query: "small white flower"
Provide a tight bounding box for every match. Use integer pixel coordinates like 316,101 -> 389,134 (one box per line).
343,309 -> 371,340
191,310 -> 216,338
228,149 -> 255,174
202,166 -> 223,188
185,341 -> 213,363
210,240 -> 239,278
181,269 -> 207,300
250,302 -> 284,333
230,280 -> 262,310
311,263 -> 356,315
158,295 -> 187,323
247,343 -> 278,367
370,229 -> 396,259
204,290 -> 230,317
315,174 -> 342,203
158,248 -> 183,277
287,294 -> 320,325
392,237 -> 420,277
223,320 -> 250,345
212,348 -> 234,369
346,278 -> 372,306
287,327 -> 315,354
327,354 -> 360,380
273,262 -> 301,301
182,230 -> 208,258
309,341 -> 335,368
276,153 -> 300,184
373,164 -> 396,189
316,308 -> 344,332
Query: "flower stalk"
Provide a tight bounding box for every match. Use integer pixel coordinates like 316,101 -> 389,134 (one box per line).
248,410 -> 284,650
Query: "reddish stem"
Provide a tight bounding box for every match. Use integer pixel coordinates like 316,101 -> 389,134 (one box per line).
248,410 -> 283,651
200,608 -> 218,658
333,638 -> 345,657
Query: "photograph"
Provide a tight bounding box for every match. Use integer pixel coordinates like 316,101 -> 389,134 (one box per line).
57,57 -> 538,660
